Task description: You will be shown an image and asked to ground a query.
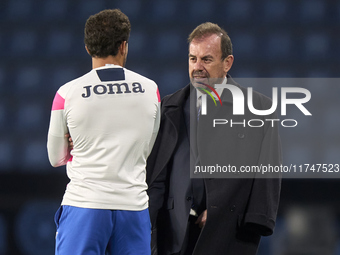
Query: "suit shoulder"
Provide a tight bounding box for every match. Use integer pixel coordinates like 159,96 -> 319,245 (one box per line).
161,85 -> 189,106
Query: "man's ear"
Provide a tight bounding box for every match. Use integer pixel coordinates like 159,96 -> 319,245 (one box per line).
85,45 -> 90,55
223,55 -> 234,73
119,41 -> 128,56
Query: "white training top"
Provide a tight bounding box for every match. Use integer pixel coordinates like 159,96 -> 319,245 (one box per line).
47,64 -> 161,211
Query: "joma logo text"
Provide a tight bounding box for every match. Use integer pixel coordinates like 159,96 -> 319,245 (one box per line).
82,82 -> 145,98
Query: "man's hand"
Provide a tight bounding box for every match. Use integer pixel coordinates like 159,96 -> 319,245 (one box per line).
195,209 -> 207,228
65,133 -> 74,150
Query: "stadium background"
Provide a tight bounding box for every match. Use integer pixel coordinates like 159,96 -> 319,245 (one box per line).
0,0 -> 340,254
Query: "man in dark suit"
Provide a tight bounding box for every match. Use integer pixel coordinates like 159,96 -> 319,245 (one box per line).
147,22 -> 282,255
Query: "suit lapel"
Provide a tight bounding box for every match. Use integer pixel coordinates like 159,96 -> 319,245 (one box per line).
196,76 -> 237,165
183,88 -> 199,160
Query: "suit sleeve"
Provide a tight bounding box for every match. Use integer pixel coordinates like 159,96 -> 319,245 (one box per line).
148,88 -> 161,155
147,95 -> 173,228
243,110 -> 282,236
47,91 -> 71,167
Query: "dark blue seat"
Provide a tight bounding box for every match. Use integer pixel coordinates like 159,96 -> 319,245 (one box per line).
14,200 -> 60,255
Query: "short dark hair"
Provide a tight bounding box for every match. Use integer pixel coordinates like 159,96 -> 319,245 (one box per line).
84,9 -> 131,58
188,22 -> 233,60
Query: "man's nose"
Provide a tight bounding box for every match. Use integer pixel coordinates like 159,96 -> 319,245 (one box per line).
193,59 -> 204,71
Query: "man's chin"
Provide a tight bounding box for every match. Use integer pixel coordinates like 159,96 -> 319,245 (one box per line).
191,77 -> 225,89
191,77 -> 209,89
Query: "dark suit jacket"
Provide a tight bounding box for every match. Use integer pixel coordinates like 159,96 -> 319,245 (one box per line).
147,78 -> 282,255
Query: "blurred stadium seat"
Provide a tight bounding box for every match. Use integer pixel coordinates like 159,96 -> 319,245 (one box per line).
21,139 -> 51,170
304,33 -> 330,59
0,139 -> 13,171
265,32 -> 292,60
157,31 -> 182,56
188,0 -> 215,22
5,0 -> 33,21
300,0 -> 326,23
14,200 -> 59,255
76,0 -> 105,21
231,32 -> 257,59
47,30 -> 74,56
15,67 -> 42,95
16,103 -> 43,131
263,1 -> 288,22
283,206 -> 337,255
152,0 -> 178,21
11,30 -> 37,56
224,1 -> 252,22
42,0 -> 68,20
128,30 -> 147,56
115,0 -> 143,21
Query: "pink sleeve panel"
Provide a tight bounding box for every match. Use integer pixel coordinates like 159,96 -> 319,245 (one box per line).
156,88 -> 161,103
52,92 -> 65,111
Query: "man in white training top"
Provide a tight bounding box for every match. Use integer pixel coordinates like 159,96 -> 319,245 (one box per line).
47,9 -> 160,255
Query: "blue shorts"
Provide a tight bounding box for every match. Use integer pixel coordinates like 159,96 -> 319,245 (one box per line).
54,206 -> 151,255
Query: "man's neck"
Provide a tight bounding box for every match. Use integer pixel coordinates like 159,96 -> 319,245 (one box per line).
91,55 -> 123,69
